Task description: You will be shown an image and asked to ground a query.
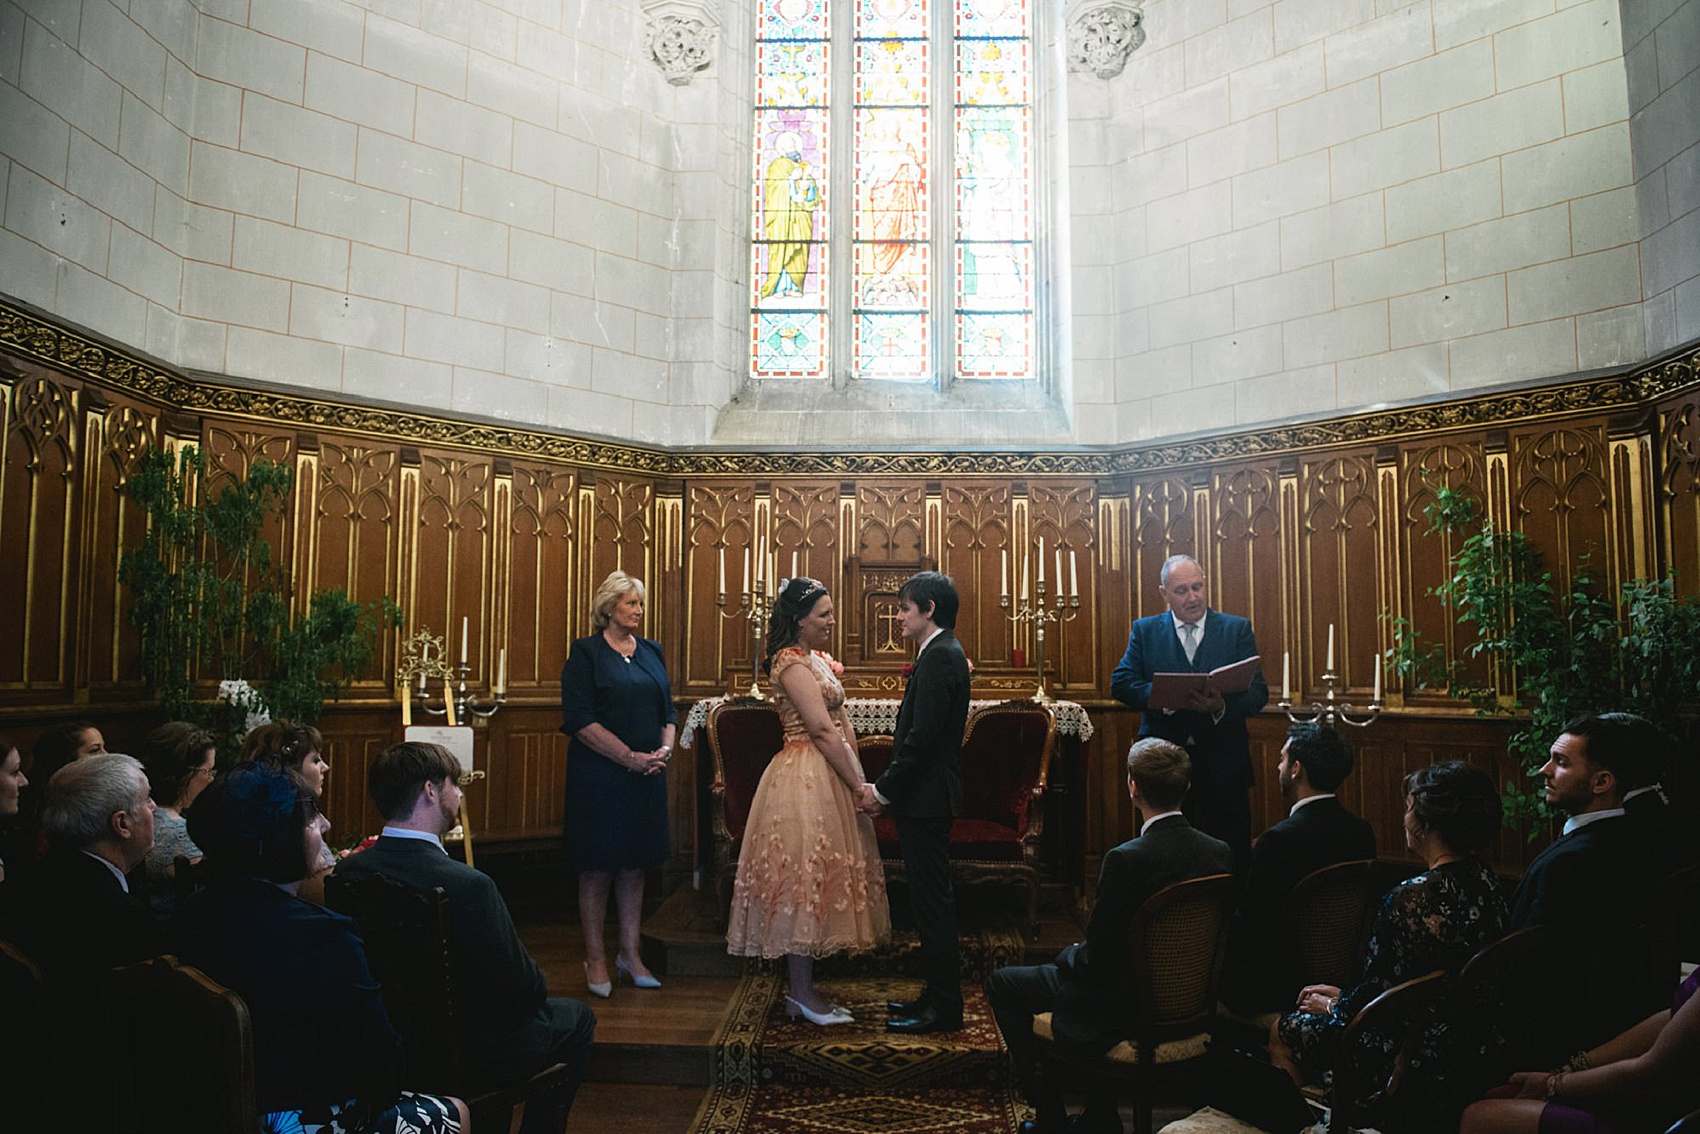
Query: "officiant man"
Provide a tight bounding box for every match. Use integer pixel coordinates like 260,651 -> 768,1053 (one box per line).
1111,554 -> 1268,870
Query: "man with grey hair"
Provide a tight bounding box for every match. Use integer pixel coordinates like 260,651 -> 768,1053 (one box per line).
1111,553 -> 1268,871
0,752 -> 162,1133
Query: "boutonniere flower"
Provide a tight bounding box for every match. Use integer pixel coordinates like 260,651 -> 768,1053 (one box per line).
813,649 -> 845,675
901,662 -> 915,679
966,658 -> 975,673
336,834 -> 379,860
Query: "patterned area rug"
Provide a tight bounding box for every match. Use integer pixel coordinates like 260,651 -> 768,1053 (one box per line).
691,926 -> 1035,1134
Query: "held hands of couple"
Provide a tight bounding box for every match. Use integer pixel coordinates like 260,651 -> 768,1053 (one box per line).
855,782 -> 883,816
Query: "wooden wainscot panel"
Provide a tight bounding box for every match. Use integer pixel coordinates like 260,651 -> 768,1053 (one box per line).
591,475 -> 654,584
0,372 -> 82,703
413,449 -> 496,690
1509,422 -> 1613,590
856,482 -> 926,563
1028,479 -> 1098,696
81,393 -> 155,700
683,481 -> 755,695
1397,434 -> 1492,707
1657,391 -> 1700,590
1298,450 -> 1381,703
939,479 -> 1013,678
1211,459 -> 1284,700
509,464 -> 579,697
308,433 -> 405,697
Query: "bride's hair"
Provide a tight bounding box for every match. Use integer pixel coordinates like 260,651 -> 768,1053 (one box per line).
763,577 -> 829,673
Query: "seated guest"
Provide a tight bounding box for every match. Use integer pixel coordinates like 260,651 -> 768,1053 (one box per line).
6,720 -> 107,880
0,753 -> 161,1134
1223,721 -> 1377,1014
335,741 -> 596,1134
1614,715 -> 1699,870
174,762 -> 468,1134
139,721 -> 217,916
245,720 -> 337,895
1460,966 -> 1700,1134
1270,760 -> 1507,1130
0,734 -> 27,883
1511,714 -> 1659,1047
986,738 -> 1234,1134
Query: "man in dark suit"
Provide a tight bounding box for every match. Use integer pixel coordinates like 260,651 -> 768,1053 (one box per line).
1511,713 -> 1659,1051
865,571 -> 972,1034
0,752 -> 162,1133
987,738 -> 1235,1134
334,742 -> 596,1134
1618,720 -> 1699,871
1111,554 -> 1268,871
1223,721 -> 1376,1014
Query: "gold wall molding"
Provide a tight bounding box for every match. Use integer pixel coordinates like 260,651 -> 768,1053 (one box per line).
6,297 -> 1700,477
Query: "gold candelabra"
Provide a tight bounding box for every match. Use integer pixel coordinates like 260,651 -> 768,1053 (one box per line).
717,546 -> 775,701
1276,624 -> 1383,728
1000,541 -> 1080,703
400,626 -> 506,728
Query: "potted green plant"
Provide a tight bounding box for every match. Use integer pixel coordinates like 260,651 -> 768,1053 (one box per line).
1387,484 -> 1700,829
120,445 -> 402,752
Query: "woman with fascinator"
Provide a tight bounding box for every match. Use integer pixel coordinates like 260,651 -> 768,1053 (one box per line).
173,762 -> 469,1134
726,577 -> 890,1025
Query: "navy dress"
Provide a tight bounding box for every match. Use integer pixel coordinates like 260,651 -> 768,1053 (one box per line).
559,633 -> 675,872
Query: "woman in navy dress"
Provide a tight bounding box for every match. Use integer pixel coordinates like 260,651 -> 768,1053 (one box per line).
560,570 -> 675,998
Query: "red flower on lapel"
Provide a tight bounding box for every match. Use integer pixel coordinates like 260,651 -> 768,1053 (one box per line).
901,662 -> 915,679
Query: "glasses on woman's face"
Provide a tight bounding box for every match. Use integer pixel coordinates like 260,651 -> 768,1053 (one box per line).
195,765 -> 217,779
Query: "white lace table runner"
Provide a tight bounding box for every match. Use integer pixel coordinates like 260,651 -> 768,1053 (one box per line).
681,696 -> 1094,749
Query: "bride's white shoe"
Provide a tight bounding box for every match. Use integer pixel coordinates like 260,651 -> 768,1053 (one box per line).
785,995 -> 853,1025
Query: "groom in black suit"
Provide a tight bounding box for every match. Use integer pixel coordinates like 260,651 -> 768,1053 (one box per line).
866,571 -> 972,1034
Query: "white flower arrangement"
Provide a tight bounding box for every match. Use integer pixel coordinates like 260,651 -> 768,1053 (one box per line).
217,679 -> 272,738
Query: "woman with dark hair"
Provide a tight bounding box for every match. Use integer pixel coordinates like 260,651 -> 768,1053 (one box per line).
8,721 -> 105,880
726,577 -> 889,1025
0,734 -> 27,883
245,720 -> 335,877
140,721 -> 217,914
1270,759 -> 1509,1125
560,570 -> 675,997
173,762 -> 468,1134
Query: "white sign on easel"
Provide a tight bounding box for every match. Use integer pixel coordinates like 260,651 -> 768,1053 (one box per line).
404,725 -> 476,771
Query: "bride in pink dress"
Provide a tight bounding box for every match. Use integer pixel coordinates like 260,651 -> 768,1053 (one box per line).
726,577 -> 890,1024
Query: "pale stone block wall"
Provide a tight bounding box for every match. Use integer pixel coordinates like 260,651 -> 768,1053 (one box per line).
1625,0 -> 1700,351
1101,0 -> 1652,438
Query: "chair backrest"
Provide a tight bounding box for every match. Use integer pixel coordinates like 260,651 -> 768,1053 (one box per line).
1667,1106 -> 1700,1134
1129,873 -> 1237,1043
0,936 -> 49,1130
1284,859 -> 1376,991
110,954 -> 262,1134
957,701 -> 1056,830
705,699 -> 785,840
324,872 -> 464,1089
1451,923 -> 1550,1087
858,734 -> 896,783
1652,862 -> 1700,991
1331,968 -> 1448,1132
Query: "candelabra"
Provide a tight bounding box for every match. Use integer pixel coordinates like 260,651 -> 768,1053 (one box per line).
1278,626 -> 1382,728
401,627 -> 506,728
718,573 -> 773,700
1001,575 -> 1079,704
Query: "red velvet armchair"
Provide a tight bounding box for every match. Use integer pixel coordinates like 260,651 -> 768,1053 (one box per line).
860,700 -> 1057,929
704,699 -> 785,924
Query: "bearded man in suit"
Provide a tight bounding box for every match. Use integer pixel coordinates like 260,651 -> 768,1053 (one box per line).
863,571 -> 972,1035
1111,554 -> 1269,871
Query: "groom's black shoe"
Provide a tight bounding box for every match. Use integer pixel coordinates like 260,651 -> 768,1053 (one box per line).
886,1004 -> 962,1034
886,992 -> 930,1016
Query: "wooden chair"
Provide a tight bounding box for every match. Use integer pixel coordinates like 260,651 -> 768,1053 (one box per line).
1652,862 -> 1700,990
1668,1107 -> 1700,1134
1283,859 -> 1376,993
1328,969 -> 1449,1134
1033,873 -> 1238,1134
0,936 -> 50,1132
1448,925 -> 1551,1097
703,698 -> 785,921
109,954 -> 262,1134
325,872 -> 571,1133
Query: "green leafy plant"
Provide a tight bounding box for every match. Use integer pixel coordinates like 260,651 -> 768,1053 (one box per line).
1387,484 -> 1700,829
120,446 -> 402,747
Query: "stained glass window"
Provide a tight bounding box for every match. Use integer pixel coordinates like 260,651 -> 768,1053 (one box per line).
749,0 -> 1035,383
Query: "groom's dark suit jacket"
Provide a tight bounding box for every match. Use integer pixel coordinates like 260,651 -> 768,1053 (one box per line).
1052,815 -> 1234,1050
334,835 -> 592,1090
1110,608 -> 1268,798
877,629 -> 971,818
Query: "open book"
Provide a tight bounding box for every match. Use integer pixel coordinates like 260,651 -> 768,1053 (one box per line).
1145,654 -> 1262,711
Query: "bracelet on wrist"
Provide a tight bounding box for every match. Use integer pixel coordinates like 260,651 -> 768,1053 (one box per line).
1563,1050 -> 1592,1072
1546,1071 -> 1565,1102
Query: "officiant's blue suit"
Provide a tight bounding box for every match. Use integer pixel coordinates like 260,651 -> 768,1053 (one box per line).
1111,608 -> 1268,866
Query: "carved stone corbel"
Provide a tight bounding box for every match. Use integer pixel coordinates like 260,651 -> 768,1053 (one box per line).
642,0 -> 718,86
1066,0 -> 1146,80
